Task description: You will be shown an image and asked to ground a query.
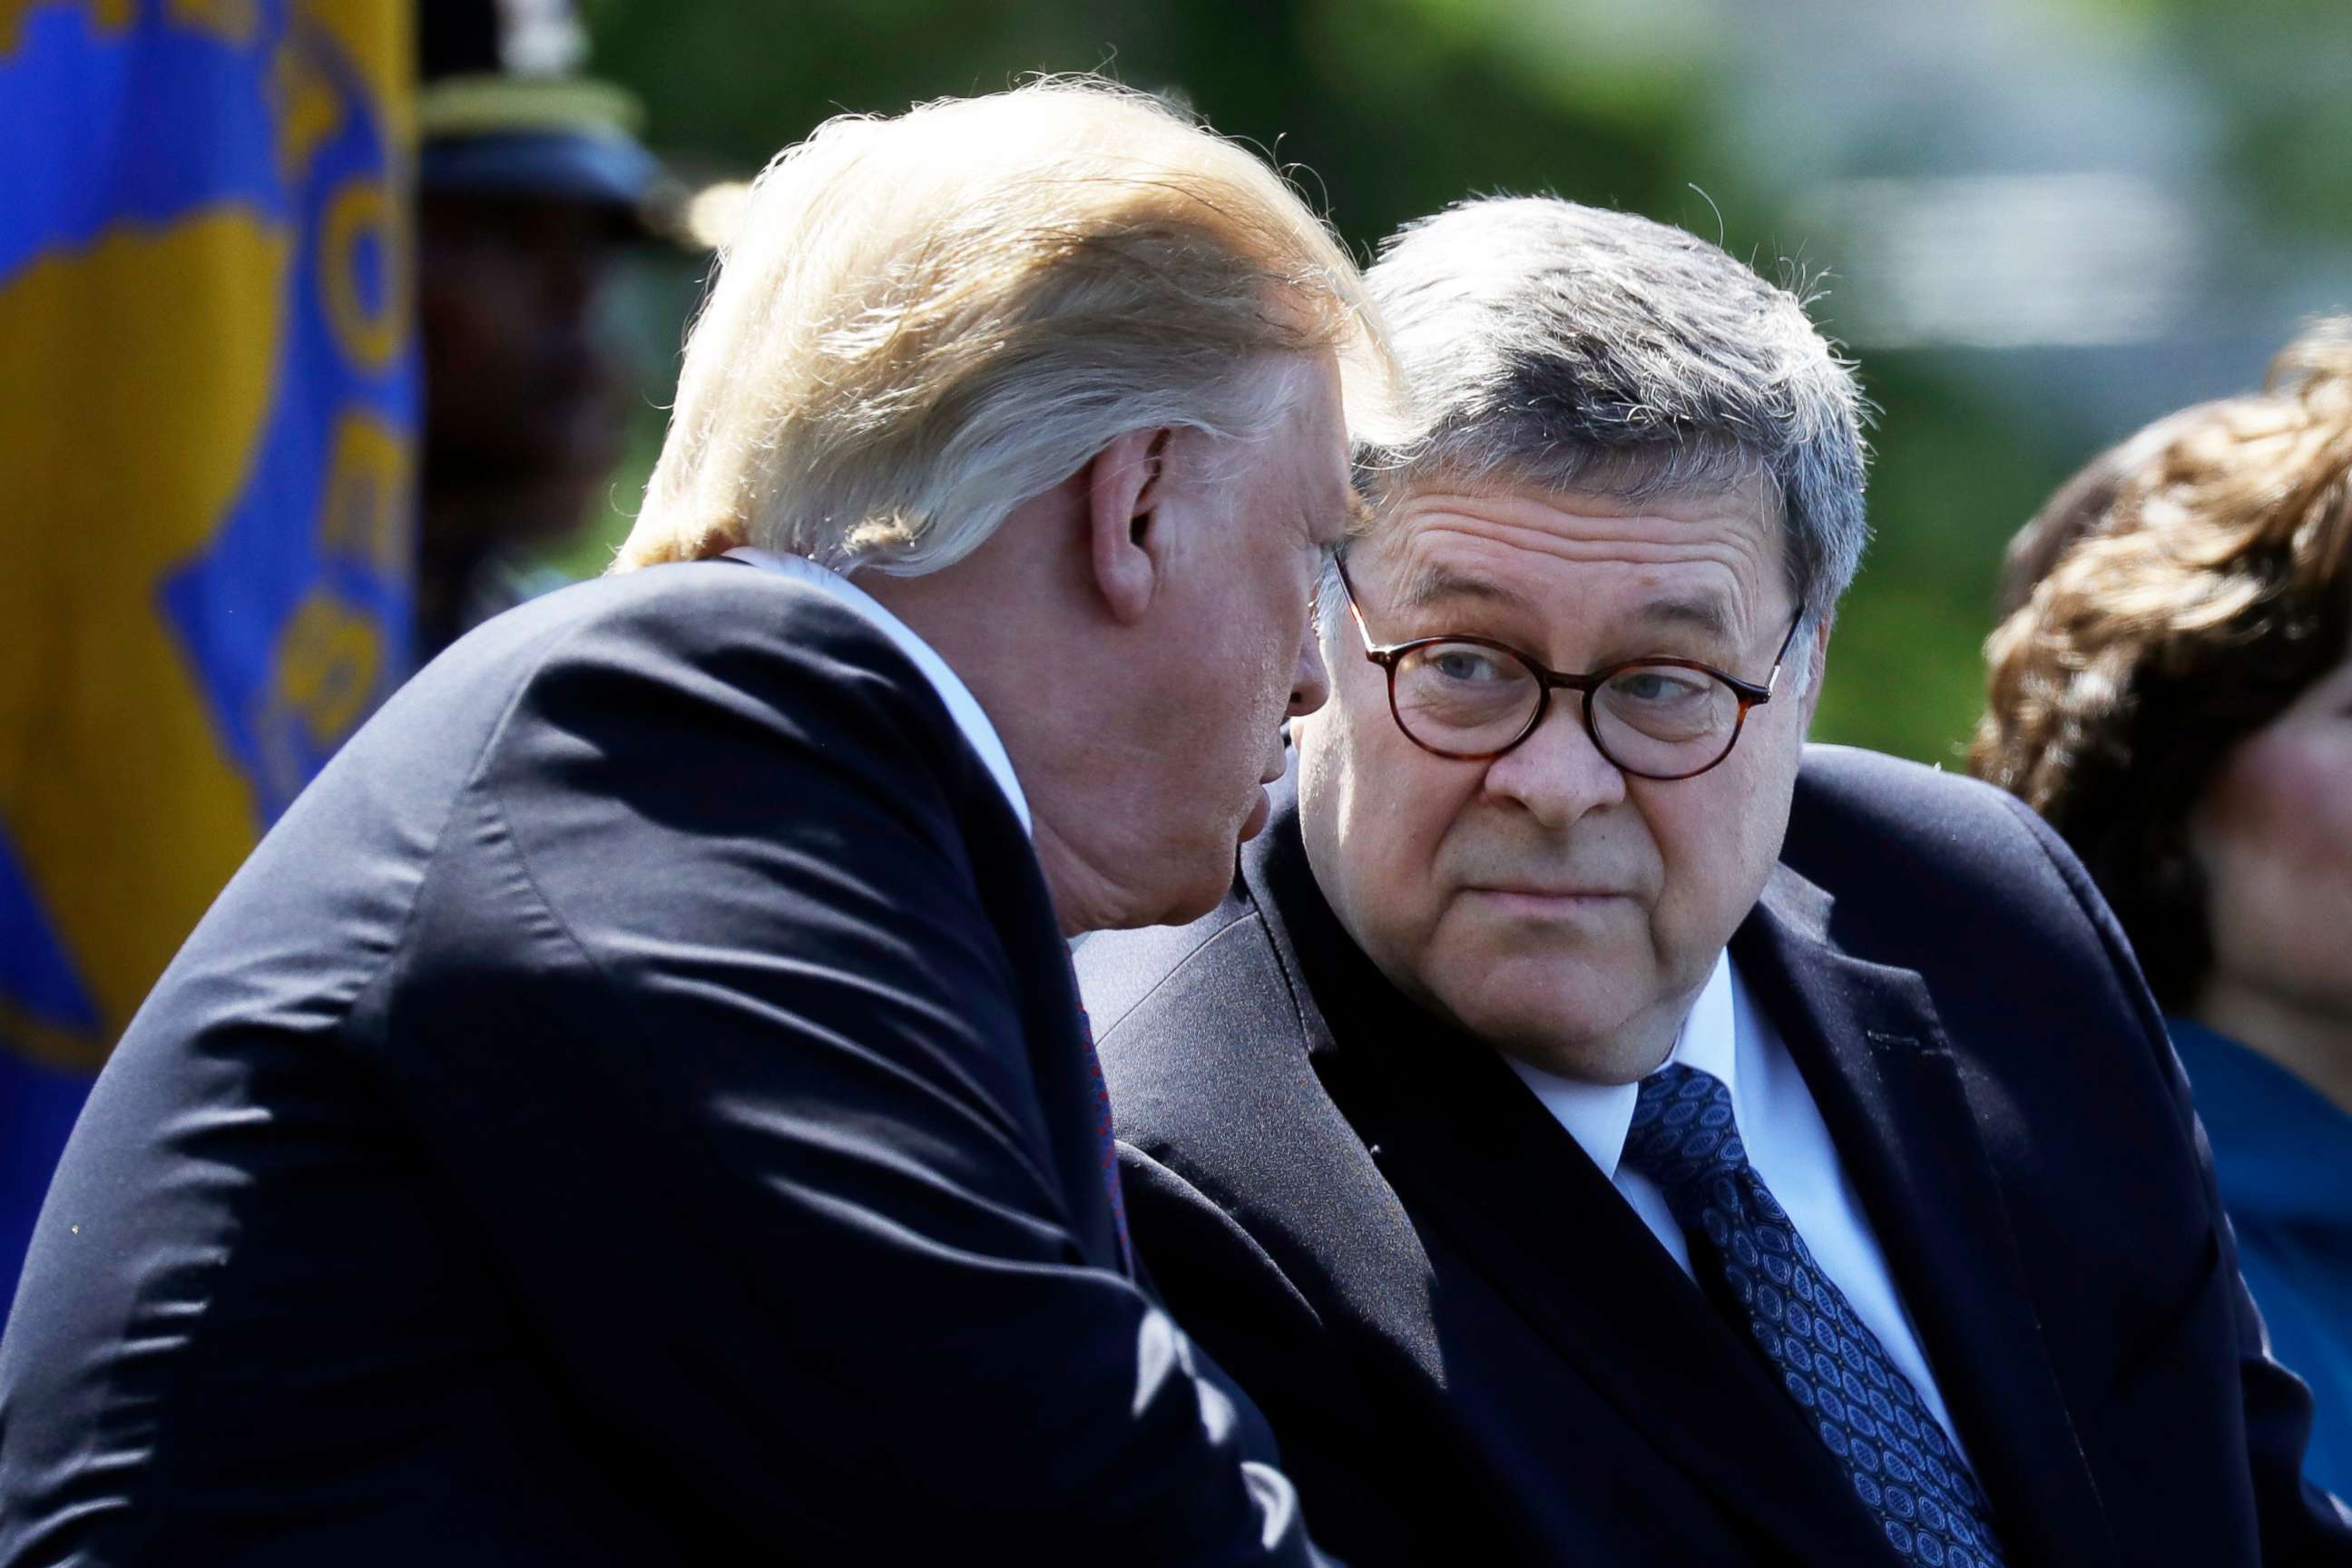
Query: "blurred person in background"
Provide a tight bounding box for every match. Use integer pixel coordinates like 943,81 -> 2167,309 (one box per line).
0,79 -> 1389,1565
1079,197 -> 2352,1566
1975,320 -> 2352,1503
412,0 -> 660,659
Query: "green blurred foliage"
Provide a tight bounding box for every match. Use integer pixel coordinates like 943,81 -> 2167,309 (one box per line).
565,0 -> 2327,766
1813,364 -> 2077,765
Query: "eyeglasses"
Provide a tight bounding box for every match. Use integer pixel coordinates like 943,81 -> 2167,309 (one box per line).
1333,559 -> 1806,780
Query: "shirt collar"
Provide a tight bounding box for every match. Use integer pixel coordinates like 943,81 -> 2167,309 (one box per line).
1503,947 -> 1738,1180
722,546 -> 1033,834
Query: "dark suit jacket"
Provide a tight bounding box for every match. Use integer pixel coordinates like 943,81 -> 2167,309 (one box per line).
1080,748 -> 2352,1567
0,563 -> 1317,1566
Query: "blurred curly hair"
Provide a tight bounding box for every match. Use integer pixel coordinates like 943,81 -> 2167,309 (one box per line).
1970,321 -> 2352,1007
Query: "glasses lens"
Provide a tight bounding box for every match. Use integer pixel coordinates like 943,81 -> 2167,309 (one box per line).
1591,664 -> 1740,777
1391,642 -> 1542,755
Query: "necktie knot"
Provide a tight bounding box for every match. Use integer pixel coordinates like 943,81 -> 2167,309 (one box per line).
1622,1063 -> 1749,1195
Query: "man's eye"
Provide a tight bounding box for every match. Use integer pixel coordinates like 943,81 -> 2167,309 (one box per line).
1609,668 -> 1710,704
1431,648 -> 1512,682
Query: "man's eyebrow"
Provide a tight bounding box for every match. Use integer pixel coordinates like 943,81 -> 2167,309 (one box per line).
1406,571 -> 1741,640
1628,594 -> 1736,640
1398,564 -> 1539,614
1397,566 -> 1742,641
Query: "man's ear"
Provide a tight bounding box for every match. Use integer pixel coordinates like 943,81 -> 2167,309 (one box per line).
1083,427 -> 1175,625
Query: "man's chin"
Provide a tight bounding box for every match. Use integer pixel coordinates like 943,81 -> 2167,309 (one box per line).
1101,804 -> 1266,933
1425,963 -> 1654,1078
1119,857 -> 1240,935
1495,1031 -> 1667,1086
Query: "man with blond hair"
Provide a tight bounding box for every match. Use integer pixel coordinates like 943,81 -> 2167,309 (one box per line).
0,81 -> 1384,1564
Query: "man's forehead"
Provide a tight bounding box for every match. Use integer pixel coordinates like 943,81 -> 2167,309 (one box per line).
1364,475 -> 1786,616
1382,466 -> 1781,536
1394,559 -> 1742,638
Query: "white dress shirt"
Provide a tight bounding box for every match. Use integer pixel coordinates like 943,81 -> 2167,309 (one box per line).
723,546 -> 1031,835
1504,951 -> 1969,1457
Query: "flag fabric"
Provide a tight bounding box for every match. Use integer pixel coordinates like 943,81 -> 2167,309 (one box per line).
0,0 -> 416,1314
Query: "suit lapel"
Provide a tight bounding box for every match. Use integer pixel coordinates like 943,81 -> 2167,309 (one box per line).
1734,871 -> 2117,1568
1246,820 -> 1903,1567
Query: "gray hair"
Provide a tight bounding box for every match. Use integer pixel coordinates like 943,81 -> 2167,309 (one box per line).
1343,196 -> 1869,679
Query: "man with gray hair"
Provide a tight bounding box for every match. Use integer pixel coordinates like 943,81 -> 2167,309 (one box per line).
0,81 -> 1385,1563
1079,196 -> 2350,1565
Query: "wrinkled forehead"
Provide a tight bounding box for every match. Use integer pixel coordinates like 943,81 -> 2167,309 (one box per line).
1363,438 -> 1782,543
1350,460 -> 1791,622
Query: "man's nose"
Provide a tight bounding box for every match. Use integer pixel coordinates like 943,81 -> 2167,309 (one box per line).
1480,697 -> 1626,827
1287,613 -> 1332,720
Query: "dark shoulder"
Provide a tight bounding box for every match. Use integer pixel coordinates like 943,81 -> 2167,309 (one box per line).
1791,743 -> 2043,858
1077,897 -> 1261,1042
431,562 -> 996,838
426,561 -> 941,730
1783,744 -> 2162,1040
382,559 -> 1042,1046
1077,895 -> 1339,1156
1078,882 -> 1420,1326
1788,743 -> 2088,916
1078,897 -> 1300,1110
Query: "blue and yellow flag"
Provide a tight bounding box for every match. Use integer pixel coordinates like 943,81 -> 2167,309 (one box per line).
0,0 -> 416,1309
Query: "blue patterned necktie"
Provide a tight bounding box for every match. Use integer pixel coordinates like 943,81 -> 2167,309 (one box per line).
1622,1064 -> 2007,1568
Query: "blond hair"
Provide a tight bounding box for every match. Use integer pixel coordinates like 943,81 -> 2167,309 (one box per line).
614,78 -> 1390,575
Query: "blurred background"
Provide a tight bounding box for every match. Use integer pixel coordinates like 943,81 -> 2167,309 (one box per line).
573,0 -> 2352,761
8,0 -> 2352,1307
